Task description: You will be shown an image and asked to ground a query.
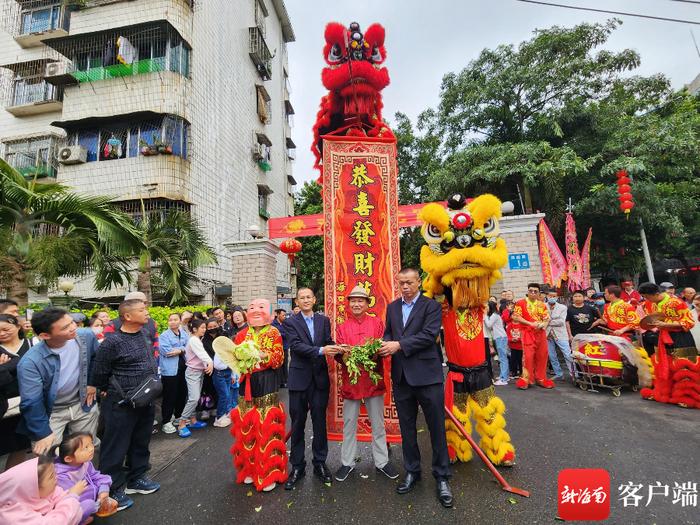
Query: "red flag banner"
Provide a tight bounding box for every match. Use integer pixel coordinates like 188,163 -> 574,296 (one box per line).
538,219 -> 567,288
322,135 -> 402,443
580,227 -> 592,289
565,213 -> 583,291
268,202 -> 446,239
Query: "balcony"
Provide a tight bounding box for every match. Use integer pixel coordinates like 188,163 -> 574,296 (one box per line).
10,2 -> 71,48
42,21 -> 190,86
2,135 -> 59,181
249,26 -> 272,81
1,59 -> 63,116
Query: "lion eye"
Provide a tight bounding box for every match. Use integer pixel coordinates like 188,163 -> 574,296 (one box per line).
426,224 -> 441,239
328,44 -> 343,63
371,46 -> 382,62
483,217 -> 497,234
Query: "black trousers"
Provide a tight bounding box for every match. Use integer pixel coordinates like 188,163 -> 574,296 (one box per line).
288,383 -> 329,469
485,338 -> 494,379
281,347 -> 289,384
100,396 -> 155,492
161,364 -> 187,424
509,348 -> 523,376
393,377 -> 451,480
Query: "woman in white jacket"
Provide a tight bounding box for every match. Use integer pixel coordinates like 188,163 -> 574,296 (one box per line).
177,318 -> 213,438
486,301 -> 509,385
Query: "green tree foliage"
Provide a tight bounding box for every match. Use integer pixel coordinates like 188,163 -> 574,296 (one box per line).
0,159 -> 141,305
133,207 -> 217,306
293,181 -> 325,306
403,19 -> 699,276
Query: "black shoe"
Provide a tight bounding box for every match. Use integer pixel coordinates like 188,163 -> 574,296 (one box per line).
376,462 -> 400,479
313,463 -> 332,484
334,465 -> 354,482
284,468 -> 305,490
437,479 -> 453,508
396,472 -> 420,494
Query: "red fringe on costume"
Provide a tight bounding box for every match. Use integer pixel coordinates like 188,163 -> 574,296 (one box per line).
641,354 -> 700,409
230,404 -> 288,491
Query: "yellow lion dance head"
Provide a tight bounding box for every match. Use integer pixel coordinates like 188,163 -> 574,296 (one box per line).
419,193 -> 508,309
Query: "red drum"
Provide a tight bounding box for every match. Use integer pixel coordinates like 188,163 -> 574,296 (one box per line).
573,338 -> 624,379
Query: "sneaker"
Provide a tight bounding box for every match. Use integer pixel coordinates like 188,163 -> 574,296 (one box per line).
493,379 -> 509,386
334,465 -> 354,482
125,477 -> 160,495
213,415 -> 231,428
162,422 -> 177,434
178,426 -> 191,438
111,491 -> 134,511
376,462 -> 399,479
188,420 -> 207,429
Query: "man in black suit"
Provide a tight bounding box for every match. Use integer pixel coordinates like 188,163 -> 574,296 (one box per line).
283,287 -> 340,489
379,268 -> 453,508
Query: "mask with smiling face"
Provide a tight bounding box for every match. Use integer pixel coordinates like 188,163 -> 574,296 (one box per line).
246,298 -> 272,328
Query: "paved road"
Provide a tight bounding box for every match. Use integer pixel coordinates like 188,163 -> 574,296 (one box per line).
102,381 -> 699,525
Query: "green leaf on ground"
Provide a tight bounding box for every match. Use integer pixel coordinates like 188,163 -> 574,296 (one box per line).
255,506 -> 262,512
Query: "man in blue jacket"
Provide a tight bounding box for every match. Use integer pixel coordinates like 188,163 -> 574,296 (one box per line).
18,307 -> 99,455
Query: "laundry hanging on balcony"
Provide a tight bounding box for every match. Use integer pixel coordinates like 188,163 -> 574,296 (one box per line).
117,36 -> 138,65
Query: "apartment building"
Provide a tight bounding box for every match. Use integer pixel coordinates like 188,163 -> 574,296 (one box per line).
0,0 -> 297,304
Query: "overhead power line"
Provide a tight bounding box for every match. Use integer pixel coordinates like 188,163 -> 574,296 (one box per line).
515,0 -> 700,25
668,0 -> 700,5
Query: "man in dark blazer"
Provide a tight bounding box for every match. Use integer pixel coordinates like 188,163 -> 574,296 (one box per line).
379,268 -> 453,508
283,287 -> 340,489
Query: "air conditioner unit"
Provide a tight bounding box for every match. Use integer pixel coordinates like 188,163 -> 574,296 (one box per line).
58,146 -> 87,165
45,61 -> 68,78
252,142 -> 265,161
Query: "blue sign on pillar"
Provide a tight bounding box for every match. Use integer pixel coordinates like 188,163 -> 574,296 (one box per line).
508,253 -> 530,270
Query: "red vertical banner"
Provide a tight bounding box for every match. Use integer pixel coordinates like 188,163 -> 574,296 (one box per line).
322,135 -> 402,443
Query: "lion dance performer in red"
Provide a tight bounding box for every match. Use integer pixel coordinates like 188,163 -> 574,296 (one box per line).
637,282 -> 699,409
312,21 -> 394,183
214,299 -> 287,491
419,193 -> 516,466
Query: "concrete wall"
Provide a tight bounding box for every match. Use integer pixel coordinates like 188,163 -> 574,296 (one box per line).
492,213 -> 545,299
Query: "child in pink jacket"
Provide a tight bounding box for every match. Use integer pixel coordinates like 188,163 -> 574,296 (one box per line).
0,456 -> 83,525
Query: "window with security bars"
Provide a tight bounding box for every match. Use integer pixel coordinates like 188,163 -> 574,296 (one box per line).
65,115 -> 189,162
19,2 -> 69,35
1,136 -> 59,179
113,198 -> 191,222
43,22 -> 191,83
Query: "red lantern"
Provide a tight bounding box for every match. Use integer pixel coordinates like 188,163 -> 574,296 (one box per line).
618,192 -> 633,202
616,176 -> 631,185
620,201 -> 634,214
280,238 -> 302,262
618,184 -> 631,193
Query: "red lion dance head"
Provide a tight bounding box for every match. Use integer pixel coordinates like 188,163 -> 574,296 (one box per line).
312,22 -> 394,182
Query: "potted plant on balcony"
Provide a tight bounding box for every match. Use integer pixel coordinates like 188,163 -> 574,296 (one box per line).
150,133 -> 173,155
139,139 -> 158,156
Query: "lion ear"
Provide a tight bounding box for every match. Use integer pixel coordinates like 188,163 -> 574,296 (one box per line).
364,23 -> 385,47
324,22 -> 346,45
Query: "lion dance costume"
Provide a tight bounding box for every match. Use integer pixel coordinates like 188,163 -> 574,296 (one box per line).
219,299 -> 287,491
419,193 -> 516,466
312,21 -> 394,183
639,294 -> 699,409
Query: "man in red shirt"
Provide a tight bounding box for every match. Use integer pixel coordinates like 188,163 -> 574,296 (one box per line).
512,283 -> 554,389
334,286 -> 398,482
620,281 -> 642,306
591,285 -> 640,340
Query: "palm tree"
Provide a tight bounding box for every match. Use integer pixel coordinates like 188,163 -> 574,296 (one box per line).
133,205 -> 217,305
0,158 -> 142,305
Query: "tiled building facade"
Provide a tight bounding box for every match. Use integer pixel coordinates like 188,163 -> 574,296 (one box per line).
0,0 -> 297,304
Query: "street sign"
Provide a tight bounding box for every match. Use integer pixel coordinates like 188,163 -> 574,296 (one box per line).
508,253 -> 530,270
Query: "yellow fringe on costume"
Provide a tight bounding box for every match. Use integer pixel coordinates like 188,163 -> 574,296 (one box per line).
636,347 -> 655,380
446,392 -> 515,465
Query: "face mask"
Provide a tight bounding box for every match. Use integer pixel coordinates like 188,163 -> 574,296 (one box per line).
595,300 -> 605,306
547,298 -> 557,305
92,326 -> 103,335
207,329 -> 220,336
